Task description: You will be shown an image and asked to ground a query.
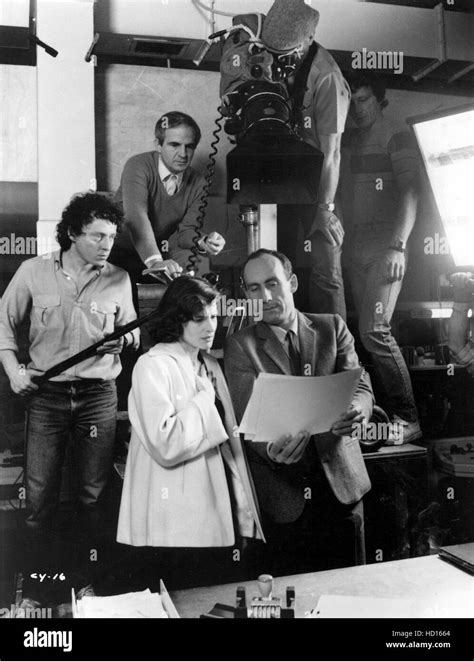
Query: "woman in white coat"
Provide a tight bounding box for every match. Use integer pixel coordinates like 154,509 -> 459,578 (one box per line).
116,275 -> 264,587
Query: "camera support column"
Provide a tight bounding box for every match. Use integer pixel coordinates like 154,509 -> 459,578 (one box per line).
238,204 -> 278,254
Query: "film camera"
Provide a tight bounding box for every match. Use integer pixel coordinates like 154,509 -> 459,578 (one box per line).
218,13 -> 323,205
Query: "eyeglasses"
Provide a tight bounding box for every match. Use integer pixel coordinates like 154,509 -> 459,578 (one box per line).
80,231 -> 117,244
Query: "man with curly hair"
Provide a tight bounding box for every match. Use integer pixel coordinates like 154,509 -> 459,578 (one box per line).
0,192 -> 139,609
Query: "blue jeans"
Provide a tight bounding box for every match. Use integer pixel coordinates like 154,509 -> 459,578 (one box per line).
277,205 -> 346,318
23,380 -> 117,595
349,227 -> 418,422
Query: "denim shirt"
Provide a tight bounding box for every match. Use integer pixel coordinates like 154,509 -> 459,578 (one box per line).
0,251 -> 138,381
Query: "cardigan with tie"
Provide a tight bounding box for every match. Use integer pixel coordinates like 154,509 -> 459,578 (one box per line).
224,311 -> 373,524
114,151 -> 205,259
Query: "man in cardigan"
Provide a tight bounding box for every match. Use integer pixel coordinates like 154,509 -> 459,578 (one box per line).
224,249 -> 373,576
111,111 -> 226,282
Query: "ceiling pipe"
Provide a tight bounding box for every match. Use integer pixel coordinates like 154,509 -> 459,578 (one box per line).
412,2 -> 446,82
448,62 -> 474,84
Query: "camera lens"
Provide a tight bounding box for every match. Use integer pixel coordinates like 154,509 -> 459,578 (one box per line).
251,65 -> 263,78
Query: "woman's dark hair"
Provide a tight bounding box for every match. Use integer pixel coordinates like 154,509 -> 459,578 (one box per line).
56,192 -> 123,251
153,275 -> 219,343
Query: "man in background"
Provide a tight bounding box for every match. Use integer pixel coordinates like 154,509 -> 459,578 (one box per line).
111,111 -> 225,282
341,72 -> 421,443
262,0 -> 350,316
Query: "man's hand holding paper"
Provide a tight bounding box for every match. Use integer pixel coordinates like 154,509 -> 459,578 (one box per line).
265,403 -> 365,465
266,431 -> 311,465
239,369 -> 363,442
331,405 -> 365,437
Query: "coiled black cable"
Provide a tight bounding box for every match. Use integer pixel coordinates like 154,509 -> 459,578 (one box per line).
186,106 -> 225,274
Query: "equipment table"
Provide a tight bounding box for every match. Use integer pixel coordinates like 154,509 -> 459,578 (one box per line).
170,553 -> 473,618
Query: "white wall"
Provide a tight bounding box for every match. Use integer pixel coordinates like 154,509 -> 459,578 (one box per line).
36,0 -> 96,250
0,65 -> 37,182
0,0 -> 29,27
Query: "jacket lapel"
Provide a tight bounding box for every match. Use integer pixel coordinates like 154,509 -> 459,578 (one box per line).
256,322 -> 291,375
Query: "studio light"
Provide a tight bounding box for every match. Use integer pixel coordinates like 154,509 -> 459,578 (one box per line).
408,104 -> 474,269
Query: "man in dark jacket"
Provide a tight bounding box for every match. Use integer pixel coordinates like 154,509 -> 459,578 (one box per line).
224,249 -> 373,575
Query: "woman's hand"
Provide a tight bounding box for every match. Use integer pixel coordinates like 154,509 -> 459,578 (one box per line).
195,373 -> 215,402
